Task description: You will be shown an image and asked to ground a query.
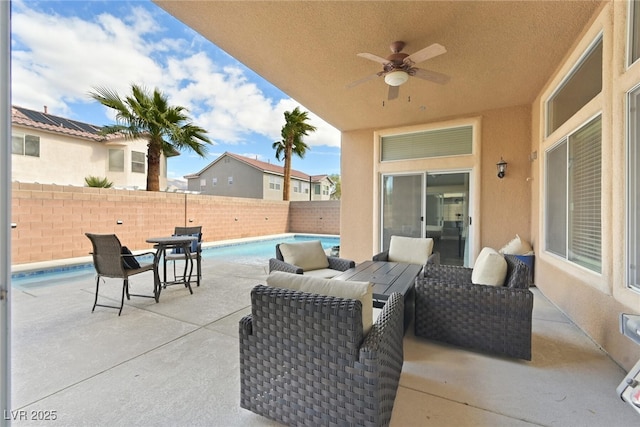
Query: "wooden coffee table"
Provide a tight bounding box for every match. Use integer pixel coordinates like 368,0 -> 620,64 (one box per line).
332,260 -> 422,331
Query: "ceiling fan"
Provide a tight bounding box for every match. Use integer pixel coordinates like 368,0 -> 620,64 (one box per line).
348,41 -> 450,100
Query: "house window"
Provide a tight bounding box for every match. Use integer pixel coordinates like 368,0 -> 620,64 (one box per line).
12,134 -> 40,157
228,176 -> 233,185
108,149 -> 125,172
631,0 -> 640,66
293,181 -> 301,193
546,36 -> 602,136
314,184 -> 321,195
212,178 -> 217,186
200,179 -> 206,190
381,125 -> 472,161
545,115 -> 602,273
628,85 -> 640,292
269,176 -> 282,190
131,151 -> 145,173
323,185 -> 330,196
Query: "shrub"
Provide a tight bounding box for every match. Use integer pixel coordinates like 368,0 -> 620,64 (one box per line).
84,176 -> 113,188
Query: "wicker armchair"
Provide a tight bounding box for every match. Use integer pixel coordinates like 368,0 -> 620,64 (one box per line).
269,243 -> 355,278
414,254 -> 533,360
240,285 -> 404,426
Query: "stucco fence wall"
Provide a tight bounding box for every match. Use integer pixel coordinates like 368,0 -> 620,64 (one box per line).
10,182 -> 340,265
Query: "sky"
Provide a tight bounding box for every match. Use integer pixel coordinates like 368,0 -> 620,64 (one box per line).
10,0 -> 341,184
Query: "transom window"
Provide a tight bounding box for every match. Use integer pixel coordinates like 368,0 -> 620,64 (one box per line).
12,133 -> 40,157
545,115 -> 602,273
131,151 -> 145,173
381,125 -> 472,161
546,36 -> 602,136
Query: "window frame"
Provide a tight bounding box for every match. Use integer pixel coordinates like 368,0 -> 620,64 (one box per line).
627,83 -> 640,293
544,114 -> 602,274
545,34 -> 603,137
11,133 -> 40,157
131,151 -> 145,174
630,0 -> 640,67
108,149 -> 125,172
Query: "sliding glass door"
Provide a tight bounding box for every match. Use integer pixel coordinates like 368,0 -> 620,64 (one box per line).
381,171 -> 472,266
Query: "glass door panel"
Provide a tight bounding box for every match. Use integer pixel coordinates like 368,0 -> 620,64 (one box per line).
426,172 -> 471,266
381,174 -> 423,250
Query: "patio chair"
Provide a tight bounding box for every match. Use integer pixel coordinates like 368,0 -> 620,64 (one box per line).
85,233 -> 156,316
373,235 -> 440,266
163,226 -> 202,287
414,252 -> 533,360
268,240 -> 355,278
240,276 -> 404,426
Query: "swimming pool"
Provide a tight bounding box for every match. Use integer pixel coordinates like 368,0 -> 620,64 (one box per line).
11,234 -> 340,289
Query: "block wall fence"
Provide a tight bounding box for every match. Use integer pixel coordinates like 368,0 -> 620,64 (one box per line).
10,182 -> 340,265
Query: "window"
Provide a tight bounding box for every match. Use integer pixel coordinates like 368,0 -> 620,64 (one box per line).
545,115 -> 602,273
628,85 -> 640,291
108,149 -> 124,172
547,36 -> 602,135
228,176 -> 233,185
11,134 -> 40,157
381,125 -> 472,161
200,179 -> 206,189
212,178 -> 217,186
631,0 -> 640,65
131,151 -> 145,173
269,176 -> 281,190
293,181 -> 301,193
314,184 -> 321,195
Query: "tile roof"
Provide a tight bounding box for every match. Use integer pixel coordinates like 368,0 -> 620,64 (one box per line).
12,106 -> 114,142
188,152 -> 331,182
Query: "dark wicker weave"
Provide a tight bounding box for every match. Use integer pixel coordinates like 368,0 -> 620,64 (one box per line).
268,243 -> 355,274
414,254 -> 533,360
240,285 -> 404,426
85,233 -> 156,315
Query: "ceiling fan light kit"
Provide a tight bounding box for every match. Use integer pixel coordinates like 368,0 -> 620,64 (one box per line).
384,70 -> 409,86
350,40 -> 449,100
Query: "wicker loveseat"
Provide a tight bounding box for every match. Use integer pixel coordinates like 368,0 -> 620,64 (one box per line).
414,254 -> 533,360
269,240 -> 355,278
240,283 -> 404,426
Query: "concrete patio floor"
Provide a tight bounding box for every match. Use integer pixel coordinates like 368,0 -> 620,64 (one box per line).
9,256 -> 640,426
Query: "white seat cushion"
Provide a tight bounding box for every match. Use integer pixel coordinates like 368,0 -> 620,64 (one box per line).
302,268 -> 343,279
388,236 -> 434,265
267,271 -> 373,335
279,240 -> 329,271
471,247 -> 507,286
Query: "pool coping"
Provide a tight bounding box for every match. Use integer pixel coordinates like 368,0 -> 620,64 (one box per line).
11,233 -> 339,276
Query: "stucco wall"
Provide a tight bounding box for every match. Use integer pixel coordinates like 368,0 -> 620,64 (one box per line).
10,182 -> 340,265
531,2 -> 640,370
340,105 -> 531,264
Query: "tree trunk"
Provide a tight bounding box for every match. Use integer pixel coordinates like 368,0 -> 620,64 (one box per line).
146,139 -> 162,191
282,139 -> 293,201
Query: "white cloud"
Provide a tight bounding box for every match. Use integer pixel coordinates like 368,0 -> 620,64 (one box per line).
10,2 -> 340,149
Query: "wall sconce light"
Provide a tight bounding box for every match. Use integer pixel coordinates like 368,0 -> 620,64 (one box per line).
497,157 -> 508,179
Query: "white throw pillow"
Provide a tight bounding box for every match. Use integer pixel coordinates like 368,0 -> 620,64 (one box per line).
499,234 -> 533,255
279,240 -> 329,271
388,236 -> 434,265
471,247 -> 508,286
267,271 -> 373,335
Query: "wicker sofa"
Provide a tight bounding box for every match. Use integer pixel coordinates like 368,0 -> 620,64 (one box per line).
269,241 -> 355,278
414,254 -> 533,360
240,284 -> 404,426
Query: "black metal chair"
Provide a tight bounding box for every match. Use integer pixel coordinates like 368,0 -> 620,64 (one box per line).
85,233 -> 156,315
240,284 -> 405,426
163,226 -> 202,287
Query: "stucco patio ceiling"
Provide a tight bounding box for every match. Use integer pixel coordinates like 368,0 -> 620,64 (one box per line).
154,1 -> 603,132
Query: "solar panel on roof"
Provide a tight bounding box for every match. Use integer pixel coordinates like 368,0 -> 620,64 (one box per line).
15,106 -> 102,135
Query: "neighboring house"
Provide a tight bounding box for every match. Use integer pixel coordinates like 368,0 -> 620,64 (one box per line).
11,105 -> 173,189
185,152 -> 333,201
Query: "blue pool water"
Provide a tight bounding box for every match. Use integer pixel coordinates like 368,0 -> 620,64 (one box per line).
11,234 -> 339,289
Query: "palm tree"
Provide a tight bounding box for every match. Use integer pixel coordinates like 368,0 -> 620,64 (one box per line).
89,84 -> 211,191
272,107 -> 317,200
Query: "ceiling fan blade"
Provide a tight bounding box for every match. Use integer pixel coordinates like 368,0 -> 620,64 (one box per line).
357,52 -> 390,65
404,43 -> 447,65
388,85 -> 399,100
412,68 -> 451,85
346,72 -> 381,89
